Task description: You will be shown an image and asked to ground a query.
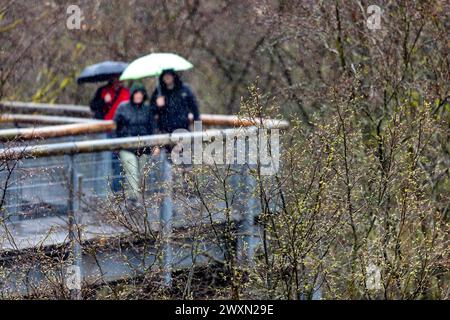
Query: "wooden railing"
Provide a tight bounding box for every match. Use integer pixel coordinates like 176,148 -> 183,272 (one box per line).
0,101 -> 289,142
0,113 -> 99,125
0,101 -> 289,292
0,101 -> 92,117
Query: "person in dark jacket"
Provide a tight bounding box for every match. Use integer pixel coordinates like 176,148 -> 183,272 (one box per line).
114,83 -> 155,138
150,70 -> 200,195
150,69 -> 200,133
114,82 -> 155,199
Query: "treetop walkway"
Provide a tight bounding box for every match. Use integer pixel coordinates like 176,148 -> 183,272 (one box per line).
0,101 -> 289,297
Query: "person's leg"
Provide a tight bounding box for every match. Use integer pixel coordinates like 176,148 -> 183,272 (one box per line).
106,132 -> 123,193
137,154 -> 149,197
119,150 -> 140,199
111,151 -> 123,192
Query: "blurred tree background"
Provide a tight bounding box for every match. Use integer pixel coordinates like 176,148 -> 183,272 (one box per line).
1,0 -> 446,120
0,0 -> 448,299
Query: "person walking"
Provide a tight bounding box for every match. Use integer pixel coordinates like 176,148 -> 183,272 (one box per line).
150,69 -> 200,134
114,82 -> 155,200
90,75 -> 130,120
150,69 -> 200,195
89,76 -> 130,193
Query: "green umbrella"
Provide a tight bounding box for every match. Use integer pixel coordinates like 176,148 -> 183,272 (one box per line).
120,53 -> 193,81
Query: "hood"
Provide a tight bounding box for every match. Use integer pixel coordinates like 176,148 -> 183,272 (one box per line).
158,69 -> 183,93
129,82 -> 148,105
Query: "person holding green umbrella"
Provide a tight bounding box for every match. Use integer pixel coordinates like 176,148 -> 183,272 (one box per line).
150,69 -> 200,134
120,53 -> 200,134
149,68 -> 200,195
120,53 -> 200,196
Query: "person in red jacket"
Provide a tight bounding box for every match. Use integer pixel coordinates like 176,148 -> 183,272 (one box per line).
89,76 -> 130,194
89,76 -> 130,120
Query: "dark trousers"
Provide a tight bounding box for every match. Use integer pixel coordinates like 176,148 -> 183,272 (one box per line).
111,151 -> 123,193
106,133 -> 123,193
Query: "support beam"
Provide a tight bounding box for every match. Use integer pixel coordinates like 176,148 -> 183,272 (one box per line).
67,155 -> 83,300
159,150 -> 173,287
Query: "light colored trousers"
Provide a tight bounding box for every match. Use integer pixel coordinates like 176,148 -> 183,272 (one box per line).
119,150 -> 148,198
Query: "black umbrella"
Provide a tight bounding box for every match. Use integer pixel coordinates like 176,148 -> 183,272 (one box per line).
77,61 -> 128,84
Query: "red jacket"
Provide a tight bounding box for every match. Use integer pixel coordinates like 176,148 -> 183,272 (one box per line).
101,85 -> 130,120
90,84 -> 130,120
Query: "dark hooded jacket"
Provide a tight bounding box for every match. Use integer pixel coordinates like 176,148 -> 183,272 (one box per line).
114,83 -> 155,139
150,70 -> 200,133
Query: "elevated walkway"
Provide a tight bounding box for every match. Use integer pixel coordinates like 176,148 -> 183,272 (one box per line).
0,101 -> 288,297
